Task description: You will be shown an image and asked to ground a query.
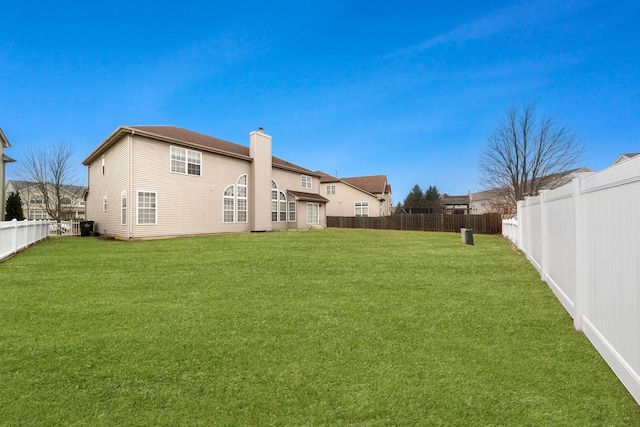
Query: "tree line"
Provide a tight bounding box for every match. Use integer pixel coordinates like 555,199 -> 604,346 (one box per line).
395,185 -> 441,214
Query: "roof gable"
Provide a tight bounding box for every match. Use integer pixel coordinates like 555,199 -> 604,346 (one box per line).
0,128 -> 10,149
613,153 -> 640,166
83,125 -> 318,176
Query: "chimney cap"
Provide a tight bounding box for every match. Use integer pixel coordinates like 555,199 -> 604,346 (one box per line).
258,127 -> 264,133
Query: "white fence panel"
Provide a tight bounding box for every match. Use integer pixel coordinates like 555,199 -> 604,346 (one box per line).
579,160 -> 640,405
523,195 -> 543,274
541,184 -> 577,317
503,158 -> 640,406
0,220 -> 50,262
501,218 -> 519,245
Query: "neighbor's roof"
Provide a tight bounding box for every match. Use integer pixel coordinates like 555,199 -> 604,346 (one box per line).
83,125 -> 318,176
442,194 -> 470,205
612,153 -> 640,166
7,180 -> 87,195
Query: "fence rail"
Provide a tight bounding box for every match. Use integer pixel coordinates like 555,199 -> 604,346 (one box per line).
328,213 -> 502,234
503,159 -> 640,406
0,219 -> 51,262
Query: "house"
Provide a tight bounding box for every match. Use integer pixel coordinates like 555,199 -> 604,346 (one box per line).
612,153 -> 640,166
1,128 -> 16,221
82,126 -> 328,239
5,180 -> 87,220
317,172 -> 392,217
441,194 -> 470,214
469,189 -> 513,215
471,167 -> 593,215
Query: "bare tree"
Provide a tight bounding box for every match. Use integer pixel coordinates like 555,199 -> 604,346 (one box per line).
478,102 -> 584,212
17,143 -> 80,222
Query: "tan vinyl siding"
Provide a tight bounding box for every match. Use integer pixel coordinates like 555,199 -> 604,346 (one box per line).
324,182 -> 383,217
129,135 -> 251,238
271,169 -> 326,230
86,136 -> 129,237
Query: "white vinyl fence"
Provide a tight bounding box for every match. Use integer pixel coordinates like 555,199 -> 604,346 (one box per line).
503,157 -> 640,406
0,219 -> 51,262
49,220 -> 81,237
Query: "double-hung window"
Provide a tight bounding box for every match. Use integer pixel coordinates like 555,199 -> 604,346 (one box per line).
121,191 -> 127,225
301,175 -> 312,189
288,201 -> 296,222
326,185 -> 336,195
223,186 -> 235,223
170,146 -> 201,176
137,191 -> 157,225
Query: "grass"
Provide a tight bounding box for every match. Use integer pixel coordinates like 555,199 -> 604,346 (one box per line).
0,229 -> 638,426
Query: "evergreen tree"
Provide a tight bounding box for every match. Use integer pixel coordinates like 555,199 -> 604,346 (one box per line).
423,185 -> 441,214
5,191 -> 25,221
403,185 -> 424,213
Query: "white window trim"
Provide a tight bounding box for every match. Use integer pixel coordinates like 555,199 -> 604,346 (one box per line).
170,146 -> 202,177
222,175 -> 249,224
121,191 -> 127,226
288,201 -> 296,222
103,195 -> 108,212
237,174 -> 248,223
326,184 -> 335,195
271,180 -> 288,222
301,175 -> 312,189
355,201 -> 369,217
136,191 -> 158,225
223,185 -> 235,223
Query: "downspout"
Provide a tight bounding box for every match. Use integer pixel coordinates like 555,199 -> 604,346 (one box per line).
128,131 -> 134,238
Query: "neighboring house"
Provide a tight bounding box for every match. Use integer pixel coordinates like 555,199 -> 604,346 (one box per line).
5,180 -> 87,220
441,194 -> 470,214
317,172 -> 392,217
1,128 -> 16,221
82,126 -> 328,239
471,167 -> 593,216
612,153 -> 640,166
470,189 -> 513,215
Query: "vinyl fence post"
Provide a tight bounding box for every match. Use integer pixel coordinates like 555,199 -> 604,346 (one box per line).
573,176 -> 586,331
539,190 -> 550,282
12,219 -> 18,255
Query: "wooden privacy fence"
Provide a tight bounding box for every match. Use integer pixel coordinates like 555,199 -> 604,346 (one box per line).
327,213 -> 502,234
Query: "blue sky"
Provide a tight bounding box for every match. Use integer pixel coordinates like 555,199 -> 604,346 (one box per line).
2,1 -> 638,204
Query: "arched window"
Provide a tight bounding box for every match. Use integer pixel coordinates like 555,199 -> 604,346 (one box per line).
223,185 -> 235,223
271,181 -> 287,222
223,174 -> 248,223
237,175 -> 247,223
279,192 -> 287,222
60,197 -> 72,205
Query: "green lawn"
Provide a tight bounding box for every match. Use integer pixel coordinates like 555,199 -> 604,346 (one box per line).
1,229 -> 638,426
